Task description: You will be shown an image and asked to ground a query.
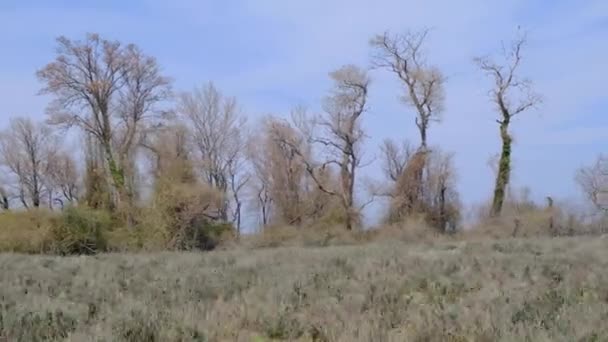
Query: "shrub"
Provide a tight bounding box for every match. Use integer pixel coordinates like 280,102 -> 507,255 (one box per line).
48,206 -> 111,255
0,209 -> 55,253
152,181 -> 235,251
369,216 -> 442,244
169,219 -> 235,251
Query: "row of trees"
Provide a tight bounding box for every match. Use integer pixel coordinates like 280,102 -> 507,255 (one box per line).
1,29 -> 604,236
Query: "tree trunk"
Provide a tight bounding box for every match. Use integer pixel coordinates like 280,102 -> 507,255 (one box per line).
546,196 -> 555,234
438,185 -> 447,231
1,195 -> 8,210
236,206 -> 242,238
344,207 -> 354,231
104,143 -> 127,212
491,122 -> 512,217
420,127 -> 427,151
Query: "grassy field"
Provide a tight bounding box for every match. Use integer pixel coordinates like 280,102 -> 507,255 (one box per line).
1,236 -> 608,341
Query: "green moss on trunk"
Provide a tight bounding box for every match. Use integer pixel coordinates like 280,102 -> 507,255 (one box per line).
491,122 -> 512,217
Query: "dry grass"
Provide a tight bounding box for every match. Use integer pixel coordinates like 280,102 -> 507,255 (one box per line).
2,236 -> 608,341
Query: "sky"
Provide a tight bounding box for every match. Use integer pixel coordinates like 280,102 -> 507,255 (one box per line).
0,0 -> 607,226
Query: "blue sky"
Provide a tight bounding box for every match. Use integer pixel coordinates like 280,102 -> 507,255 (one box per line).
1,0 -> 607,225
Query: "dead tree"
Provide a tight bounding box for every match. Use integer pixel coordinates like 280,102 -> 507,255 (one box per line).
475,30 -> 541,217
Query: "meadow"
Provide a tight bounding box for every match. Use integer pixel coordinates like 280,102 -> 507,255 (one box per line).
2,235 -> 608,341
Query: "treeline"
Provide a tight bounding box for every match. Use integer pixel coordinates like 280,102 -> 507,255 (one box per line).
0,29 -> 606,254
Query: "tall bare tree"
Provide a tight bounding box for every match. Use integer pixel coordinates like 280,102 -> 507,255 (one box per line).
475,31 -> 541,217
370,29 -> 445,219
37,33 -> 171,210
178,82 -> 249,229
0,117 -> 57,209
278,65 -> 370,230
370,28 -> 445,150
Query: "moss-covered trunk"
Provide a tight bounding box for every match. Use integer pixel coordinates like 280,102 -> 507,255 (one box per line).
491,121 -> 512,217
103,143 -> 128,212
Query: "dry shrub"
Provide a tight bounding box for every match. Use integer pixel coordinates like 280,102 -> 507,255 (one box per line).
0,190 -> 235,254
300,224 -> 361,247
467,188 -> 595,239
251,224 -> 301,248
151,181 -> 235,251
251,200 -> 366,248
250,215 -> 442,249
388,151 -> 427,223
368,215 -> 444,244
384,147 -> 461,233
250,224 -> 361,249
0,207 -> 113,255
0,209 -> 55,253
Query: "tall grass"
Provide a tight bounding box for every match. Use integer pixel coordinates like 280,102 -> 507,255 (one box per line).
1,236 -> 608,341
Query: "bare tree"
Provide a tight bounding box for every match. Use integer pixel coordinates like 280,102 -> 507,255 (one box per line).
0,117 -> 57,209
380,138 -> 414,183
47,150 -> 81,207
141,123 -> 195,186
37,33 -> 171,210
178,82 -> 249,228
115,44 -> 172,202
423,149 -> 461,231
367,138 -> 413,201
248,115 -> 313,226
370,28 -> 445,150
228,157 -> 250,237
278,65 -> 370,230
370,29 -> 445,217
576,154 -> 608,211
474,30 -> 542,217
247,131 -> 274,226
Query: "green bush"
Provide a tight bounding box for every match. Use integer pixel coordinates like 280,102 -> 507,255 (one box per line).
169,217 -> 235,251
152,181 -> 235,251
49,207 -> 112,255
